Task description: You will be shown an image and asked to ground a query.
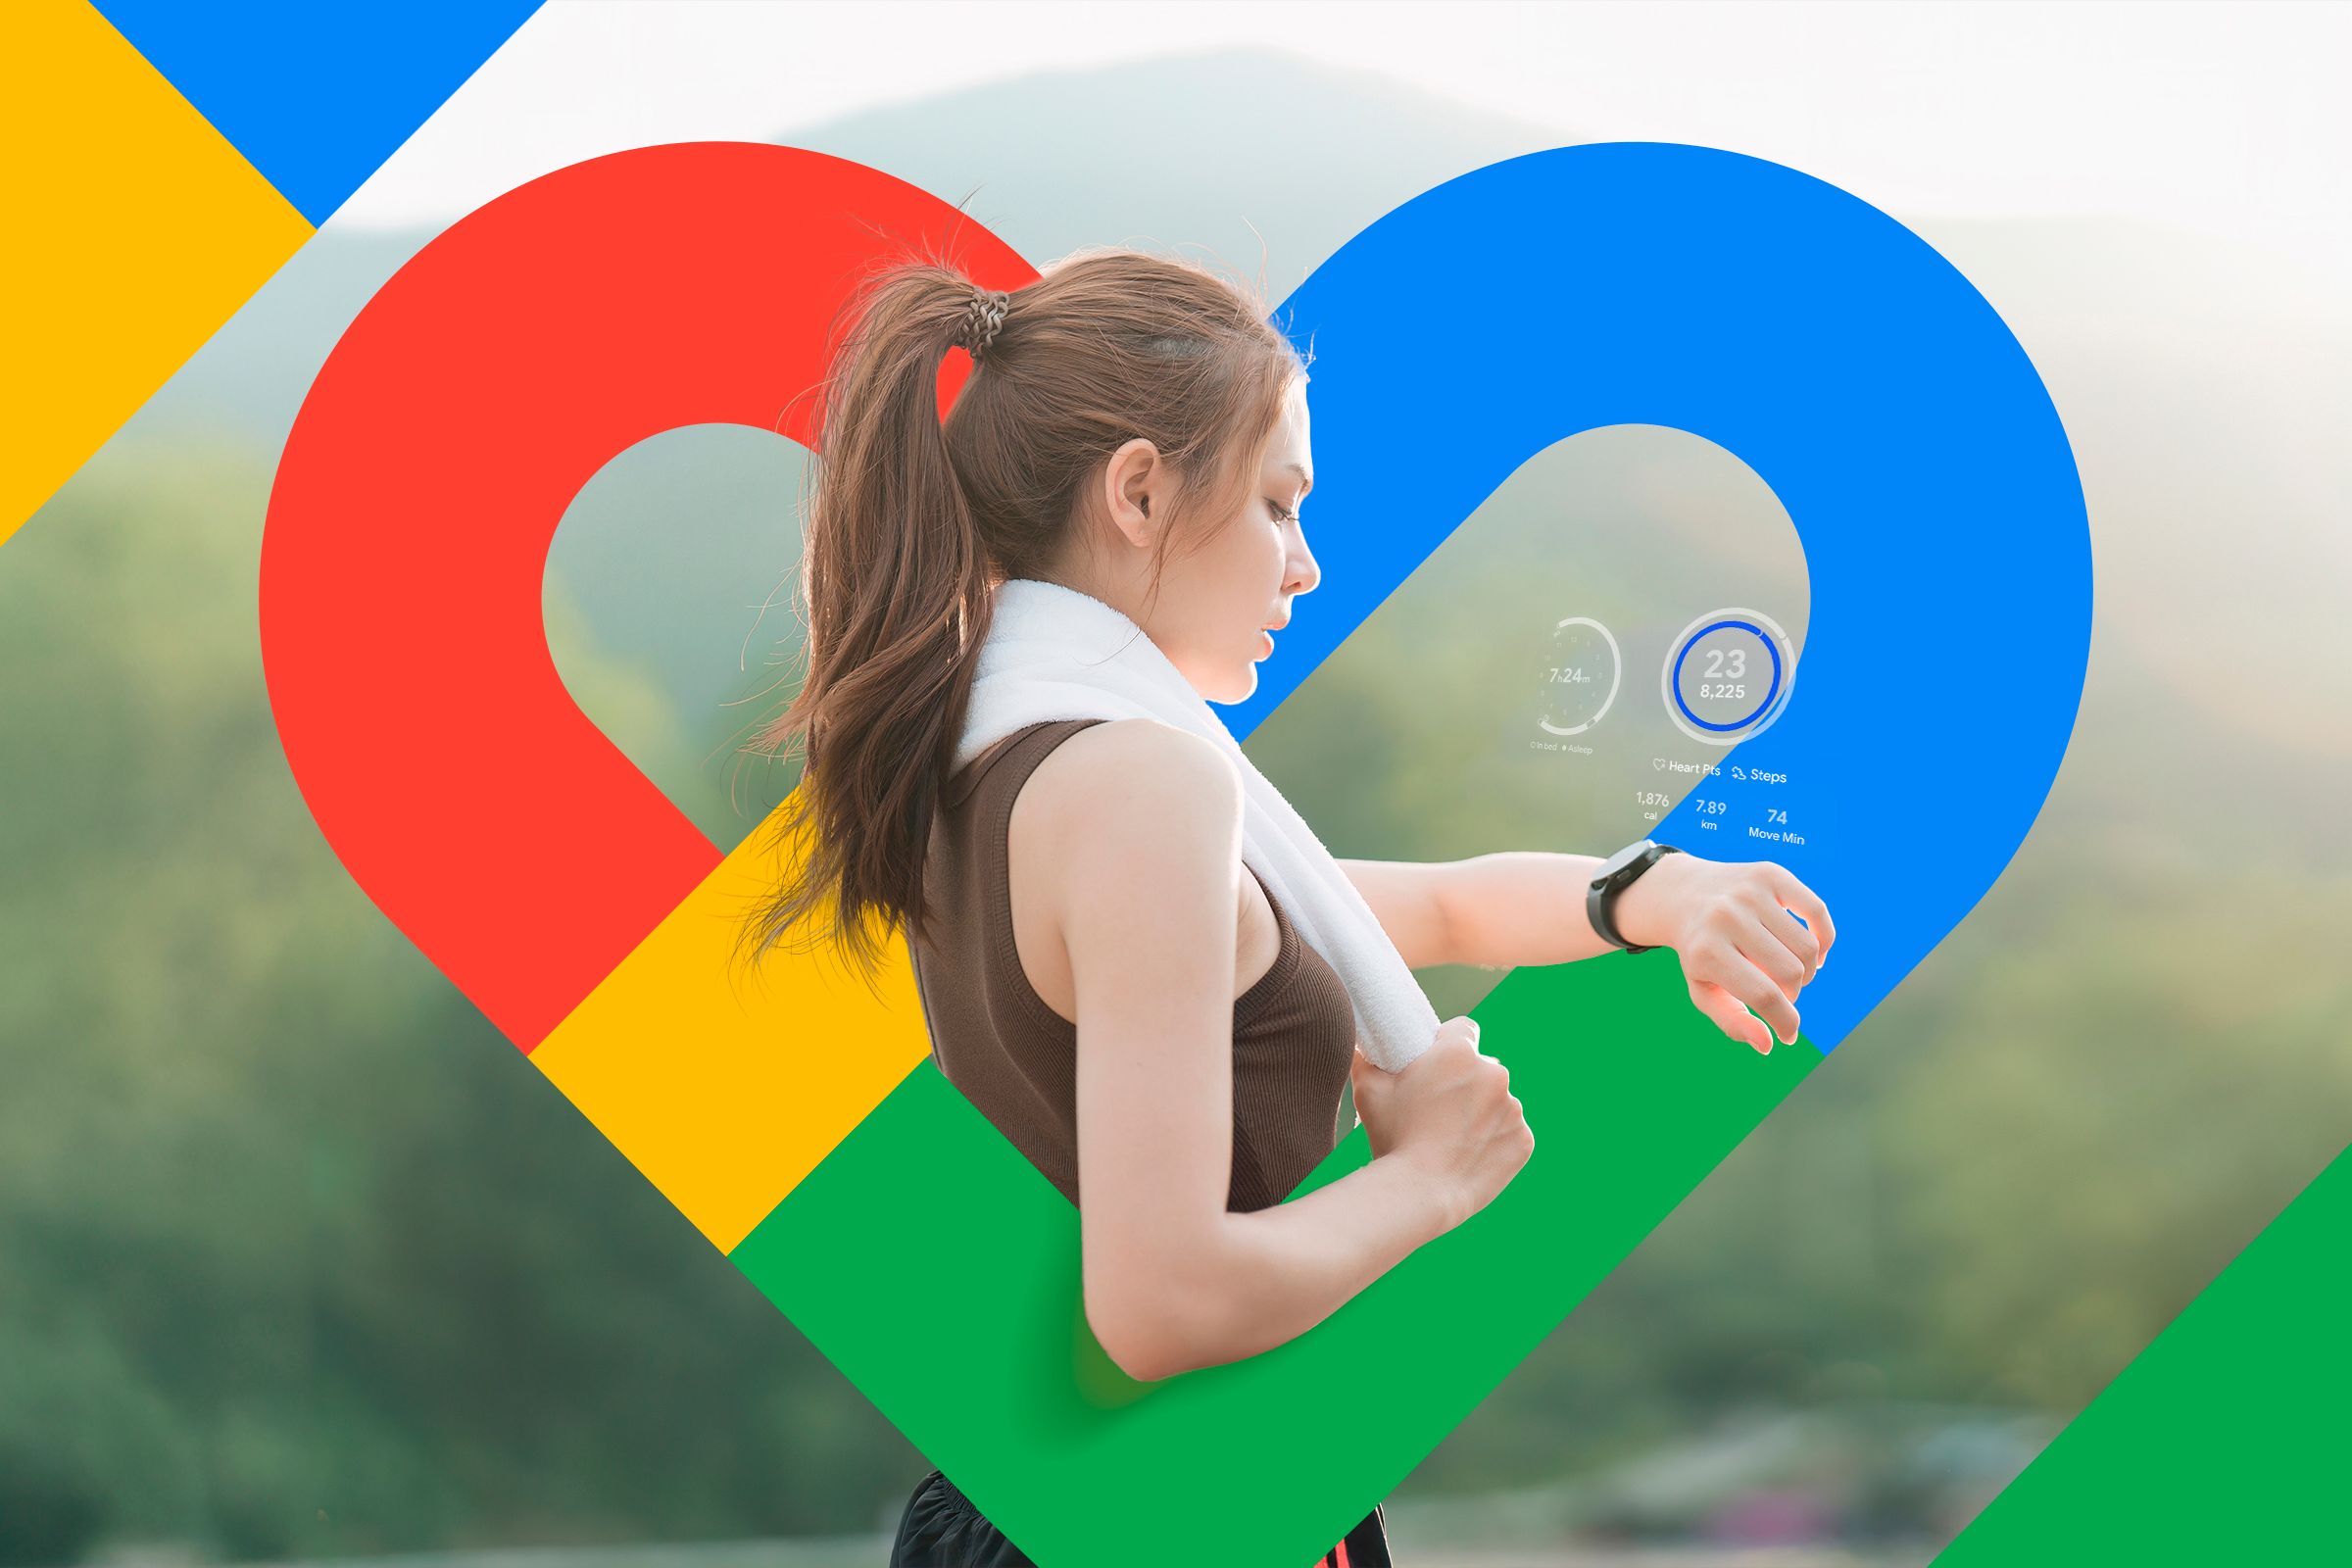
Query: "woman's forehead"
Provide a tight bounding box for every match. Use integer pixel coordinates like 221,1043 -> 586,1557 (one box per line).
1267,395 -> 1312,466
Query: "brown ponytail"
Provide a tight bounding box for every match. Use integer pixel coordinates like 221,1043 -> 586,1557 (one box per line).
735,246 -> 1307,987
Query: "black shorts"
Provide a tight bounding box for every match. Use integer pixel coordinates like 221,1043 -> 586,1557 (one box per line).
888,1466 -> 1394,1566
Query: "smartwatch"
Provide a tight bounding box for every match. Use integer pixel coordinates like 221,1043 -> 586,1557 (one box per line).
1587,839 -> 1683,954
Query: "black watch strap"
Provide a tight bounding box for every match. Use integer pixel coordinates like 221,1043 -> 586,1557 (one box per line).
1588,840 -> 1683,954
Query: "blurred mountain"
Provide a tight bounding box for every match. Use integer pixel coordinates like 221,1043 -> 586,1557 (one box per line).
776,44 -> 1574,284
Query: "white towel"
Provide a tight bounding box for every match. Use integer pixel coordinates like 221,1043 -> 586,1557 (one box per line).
952,575 -> 1441,1072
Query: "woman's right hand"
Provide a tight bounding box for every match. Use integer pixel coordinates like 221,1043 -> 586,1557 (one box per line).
1349,1015 -> 1534,1230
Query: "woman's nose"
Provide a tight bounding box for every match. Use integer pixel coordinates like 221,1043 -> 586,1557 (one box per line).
1289,538 -> 1321,596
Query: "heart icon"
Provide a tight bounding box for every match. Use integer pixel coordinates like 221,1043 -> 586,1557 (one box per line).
259,141 -> 2088,1566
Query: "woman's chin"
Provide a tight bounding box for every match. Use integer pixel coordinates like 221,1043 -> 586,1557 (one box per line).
1180,654 -> 1259,707
1207,663 -> 1257,706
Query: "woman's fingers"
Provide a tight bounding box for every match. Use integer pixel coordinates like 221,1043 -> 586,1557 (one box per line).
1703,944 -> 1802,1046
1752,900 -> 1822,985
1769,868 -> 1837,962
1689,978 -> 1773,1054
1737,925 -> 1808,999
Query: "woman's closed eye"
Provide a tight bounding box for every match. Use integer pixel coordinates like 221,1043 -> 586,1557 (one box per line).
1267,500 -> 1300,526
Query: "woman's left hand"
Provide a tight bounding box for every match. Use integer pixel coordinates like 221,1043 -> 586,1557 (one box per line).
1609,853 -> 1836,1054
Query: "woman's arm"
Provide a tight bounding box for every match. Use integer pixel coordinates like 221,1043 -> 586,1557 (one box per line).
1020,720 -> 1460,1383
1340,853 -> 1613,970
1437,852 -> 1632,966
1347,850 -> 1837,1054
1332,857 -> 1472,969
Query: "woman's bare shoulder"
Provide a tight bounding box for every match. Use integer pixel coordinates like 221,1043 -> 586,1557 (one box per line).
1011,718 -> 1242,875
1049,716 -> 1233,778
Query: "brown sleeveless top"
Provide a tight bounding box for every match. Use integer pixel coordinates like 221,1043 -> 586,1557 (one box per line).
907,717 -> 1360,1213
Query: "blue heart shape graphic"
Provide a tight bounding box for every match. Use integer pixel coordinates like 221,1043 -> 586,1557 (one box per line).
743,139 -> 2092,1568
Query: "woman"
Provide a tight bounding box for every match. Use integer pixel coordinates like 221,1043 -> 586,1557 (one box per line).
739,247 -> 1834,1567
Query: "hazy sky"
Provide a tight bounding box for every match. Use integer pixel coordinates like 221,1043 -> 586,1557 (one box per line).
338,0 -> 2349,274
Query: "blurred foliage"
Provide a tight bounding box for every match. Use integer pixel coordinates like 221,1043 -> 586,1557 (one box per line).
0,453 -> 922,1562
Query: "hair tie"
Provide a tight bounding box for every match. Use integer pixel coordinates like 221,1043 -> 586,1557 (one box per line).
956,287 -> 1010,363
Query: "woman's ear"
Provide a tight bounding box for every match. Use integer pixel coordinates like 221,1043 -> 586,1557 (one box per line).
1101,437 -> 1162,550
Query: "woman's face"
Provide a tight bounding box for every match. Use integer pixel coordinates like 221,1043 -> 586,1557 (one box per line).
1099,376 -> 1321,705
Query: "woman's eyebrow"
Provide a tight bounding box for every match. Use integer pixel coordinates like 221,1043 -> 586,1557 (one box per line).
1276,461 -> 1313,495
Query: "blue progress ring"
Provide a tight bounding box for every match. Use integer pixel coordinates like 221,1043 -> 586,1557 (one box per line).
1670,618 -> 1784,733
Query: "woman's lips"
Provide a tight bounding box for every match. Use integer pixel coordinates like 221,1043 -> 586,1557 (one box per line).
1258,629 -> 1275,660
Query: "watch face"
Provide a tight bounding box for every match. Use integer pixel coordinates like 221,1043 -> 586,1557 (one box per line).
1594,839 -> 1655,884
